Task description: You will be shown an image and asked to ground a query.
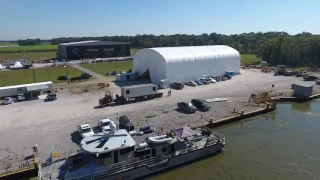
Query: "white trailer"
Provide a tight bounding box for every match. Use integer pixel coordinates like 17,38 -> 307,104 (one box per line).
0,81 -> 53,99
121,84 -> 159,99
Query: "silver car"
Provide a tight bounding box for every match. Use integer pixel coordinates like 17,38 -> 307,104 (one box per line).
3,97 -> 13,105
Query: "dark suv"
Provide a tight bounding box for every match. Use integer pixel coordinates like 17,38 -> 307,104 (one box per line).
191,99 -> 210,111
177,102 -> 197,113
58,76 -> 69,80
119,115 -> 135,131
170,83 -> 184,90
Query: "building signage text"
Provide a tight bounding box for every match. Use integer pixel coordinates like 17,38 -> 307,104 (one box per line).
87,49 -> 99,52
103,48 -> 114,51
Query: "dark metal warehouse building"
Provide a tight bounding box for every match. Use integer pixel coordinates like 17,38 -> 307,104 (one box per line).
57,41 -> 131,60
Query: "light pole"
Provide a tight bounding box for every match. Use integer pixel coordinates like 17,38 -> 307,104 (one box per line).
47,67 -> 50,80
64,66 -> 69,85
32,68 -> 36,83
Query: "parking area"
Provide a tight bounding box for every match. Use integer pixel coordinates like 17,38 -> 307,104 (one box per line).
0,69 -> 319,173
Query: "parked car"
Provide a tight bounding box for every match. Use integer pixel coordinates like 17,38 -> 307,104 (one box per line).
222,75 -> 231,81
303,75 -> 318,81
106,72 -> 110,75
211,76 -> 221,82
2,97 -> 13,105
170,82 -> 184,90
185,81 -> 197,87
119,115 -> 135,132
81,73 -> 92,79
195,79 -> 203,85
98,118 -> 111,131
191,99 -> 210,111
111,71 -> 117,75
206,78 -> 216,83
17,94 -> 26,101
177,102 -> 197,113
58,76 -> 69,80
199,78 -> 209,85
77,124 -> 94,138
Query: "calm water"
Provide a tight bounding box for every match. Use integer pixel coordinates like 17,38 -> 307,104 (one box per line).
148,99 -> 320,180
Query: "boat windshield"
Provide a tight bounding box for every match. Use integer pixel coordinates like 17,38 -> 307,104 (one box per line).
102,122 -> 110,126
82,128 -> 92,133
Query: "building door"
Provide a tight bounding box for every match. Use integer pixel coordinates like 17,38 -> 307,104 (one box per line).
113,150 -> 118,163
126,75 -> 130,80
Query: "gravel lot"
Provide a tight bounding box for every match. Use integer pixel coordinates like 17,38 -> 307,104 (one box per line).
0,69 -> 319,173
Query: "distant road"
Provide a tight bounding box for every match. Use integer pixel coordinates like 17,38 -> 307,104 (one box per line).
0,45 -> 18,48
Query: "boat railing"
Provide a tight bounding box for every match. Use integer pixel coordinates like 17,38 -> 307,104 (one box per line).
65,155 -> 172,180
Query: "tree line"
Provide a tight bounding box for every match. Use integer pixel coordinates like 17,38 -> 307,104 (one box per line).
15,31 -> 320,66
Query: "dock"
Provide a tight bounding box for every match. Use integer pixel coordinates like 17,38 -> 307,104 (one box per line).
207,103 -> 276,128
275,93 -> 320,103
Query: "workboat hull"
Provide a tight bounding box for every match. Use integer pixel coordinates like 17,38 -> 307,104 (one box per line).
98,143 -> 223,180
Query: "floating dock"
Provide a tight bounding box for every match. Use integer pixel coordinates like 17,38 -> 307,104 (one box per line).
275,94 -> 320,103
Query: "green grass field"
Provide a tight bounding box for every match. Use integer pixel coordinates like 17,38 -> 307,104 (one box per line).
0,42 -> 18,46
240,54 -> 262,64
0,52 -> 56,64
0,45 -> 58,53
0,66 -> 83,86
80,61 -> 133,75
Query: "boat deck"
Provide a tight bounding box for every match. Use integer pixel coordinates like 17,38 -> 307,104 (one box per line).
131,131 -> 159,145
39,159 -> 70,180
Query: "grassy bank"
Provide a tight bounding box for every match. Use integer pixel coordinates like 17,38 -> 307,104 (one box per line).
0,45 -> 58,53
240,54 -> 262,64
80,61 -> 133,75
0,52 -> 57,64
0,66 -> 83,86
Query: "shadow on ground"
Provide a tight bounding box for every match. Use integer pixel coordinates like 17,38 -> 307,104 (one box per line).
174,108 -> 195,114
70,131 -> 81,145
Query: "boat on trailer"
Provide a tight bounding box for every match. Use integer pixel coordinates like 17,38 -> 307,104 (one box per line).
39,121 -> 225,180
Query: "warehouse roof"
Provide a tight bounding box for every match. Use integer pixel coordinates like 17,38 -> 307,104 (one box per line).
0,81 -> 53,90
59,41 -> 130,46
145,45 -> 240,63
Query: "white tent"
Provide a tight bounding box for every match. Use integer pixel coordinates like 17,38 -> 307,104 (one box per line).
133,45 -> 240,85
10,61 -> 23,69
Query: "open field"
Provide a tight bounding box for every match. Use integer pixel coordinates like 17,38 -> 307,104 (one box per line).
0,52 -> 56,63
80,61 -> 133,75
0,42 -> 18,46
0,66 -> 83,86
0,69 -> 319,175
0,45 -> 57,53
240,54 -> 262,64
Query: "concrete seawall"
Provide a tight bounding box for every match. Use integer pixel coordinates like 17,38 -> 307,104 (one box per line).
207,104 -> 276,128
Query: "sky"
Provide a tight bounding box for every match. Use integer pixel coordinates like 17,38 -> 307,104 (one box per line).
0,0 -> 319,40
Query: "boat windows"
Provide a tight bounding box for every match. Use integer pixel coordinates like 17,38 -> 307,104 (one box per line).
162,146 -> 167,153
120,146 -> 134,155
91,152 -> 111,159
135,149 -> 151,157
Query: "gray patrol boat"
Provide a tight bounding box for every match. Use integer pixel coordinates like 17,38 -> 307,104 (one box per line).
39,121 -> 225,180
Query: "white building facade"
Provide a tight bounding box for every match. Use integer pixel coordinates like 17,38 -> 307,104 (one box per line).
133,45 -> 240,85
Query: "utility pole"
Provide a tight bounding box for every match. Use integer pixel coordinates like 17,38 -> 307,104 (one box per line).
32,68 -> 36,83
64,66 -> 69,85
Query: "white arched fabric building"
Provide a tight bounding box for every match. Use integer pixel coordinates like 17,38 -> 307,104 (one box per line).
133,45 -> 240,85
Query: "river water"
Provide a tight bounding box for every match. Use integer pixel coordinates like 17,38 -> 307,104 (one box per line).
149,100 -> 320,180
